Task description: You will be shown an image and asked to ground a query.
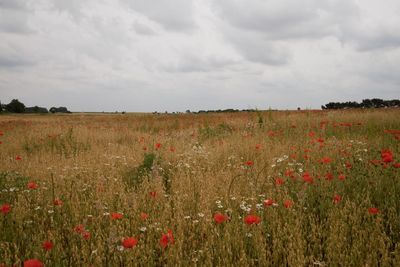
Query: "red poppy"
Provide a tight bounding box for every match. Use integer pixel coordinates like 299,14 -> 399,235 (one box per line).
284,200 -> 293,209
15,156 -> 22,160
140,212 -> 149,221
316,138 -> 324,143
325,173 -> 334,181
284,169 -> 294,178
244,215 -> 261,225
142,146 -> 147,151
245,160 -> 254,167
308,131 -> 315,137
275,178 -> 284,185
111,212 -> 123,220
160,230 -> 174,249
320,121 -> 329,127
333,195 -> 342,204
74,224 -> 85,233
255,144 -> 262,150
345,162 -> 352,169
1,203 -> 11,214
393,163 -> 400,168
42,240 -> 54,251
149,191 -> 157,198
338,174 -> 346,181
213,212 -> 228,224
82,231 -> 90,240
302,173 -> 314,184
27,182 -> 38,190
155,143 -> 162,149
263,199 -> 274,207
320,157 -> 332,164
384,129 -> 400,135
53,199 -> 63,206
0,141 -> 3,145
24,259 -> 43,267
169,146 -> 176,152
368,208 -> 379,215
122,237 -> 138,249
381,149 -> 393,163
0,131 -> 3,136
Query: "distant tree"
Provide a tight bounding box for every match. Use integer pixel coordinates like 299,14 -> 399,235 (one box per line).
361,99 -> 373,108
387,99 -> 400,107
50,107 -> 70,113
25,106 -> 49,113
5,99 -> 25,113
0,100 -> 2,113
322,98 -> 399,109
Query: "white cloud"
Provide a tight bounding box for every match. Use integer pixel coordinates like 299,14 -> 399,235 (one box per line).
0,0 -> 399,111
120,0 -> 196,31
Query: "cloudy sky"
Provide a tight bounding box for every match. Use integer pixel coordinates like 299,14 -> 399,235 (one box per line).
0,0 -> 399,112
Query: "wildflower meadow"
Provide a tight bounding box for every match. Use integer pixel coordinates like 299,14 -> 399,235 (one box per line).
1,109 -> 400,266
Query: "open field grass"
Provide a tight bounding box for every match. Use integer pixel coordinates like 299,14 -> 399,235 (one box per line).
1,109 -> 400,266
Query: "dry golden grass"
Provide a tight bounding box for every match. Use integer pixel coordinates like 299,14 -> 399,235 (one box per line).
0,109 -> 399,266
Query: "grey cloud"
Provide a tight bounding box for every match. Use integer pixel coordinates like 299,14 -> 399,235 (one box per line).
0,54 -> 33,68
215,22 -> 291,65
213,0 -> 359,40
162,53 -> 237,73
346,26 -> 400,51
0,5 -> 32,33
0,0 -> 27,10
1,0 -> 400,112
50,0 -> 85,21
228,33 -> 290,65
358,51 -> 400,86
121,0 -> 196,31
0,42 -> 34,68
214,0 -> 400,53
132,21 -> 156,35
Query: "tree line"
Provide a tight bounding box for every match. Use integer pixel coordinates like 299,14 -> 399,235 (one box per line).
321,99 -> 400,110
0,99 -> 70,114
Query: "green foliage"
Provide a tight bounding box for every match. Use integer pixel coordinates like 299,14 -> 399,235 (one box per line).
1,110 -> 400,266
5,99 -> 25,113
123,153 -> 156,190
0,171 -> 30,204
256,109 -> 264,128
22,128 -> 90,157
160,162 -> 172,196
198,122 -> 234,141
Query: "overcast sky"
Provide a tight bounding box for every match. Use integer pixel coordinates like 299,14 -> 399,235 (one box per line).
0,0 -> 399,112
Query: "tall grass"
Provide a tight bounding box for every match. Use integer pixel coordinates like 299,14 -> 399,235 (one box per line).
0,109 -> 399,266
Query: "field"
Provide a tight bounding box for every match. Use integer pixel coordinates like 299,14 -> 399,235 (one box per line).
1,109 -> 400,266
